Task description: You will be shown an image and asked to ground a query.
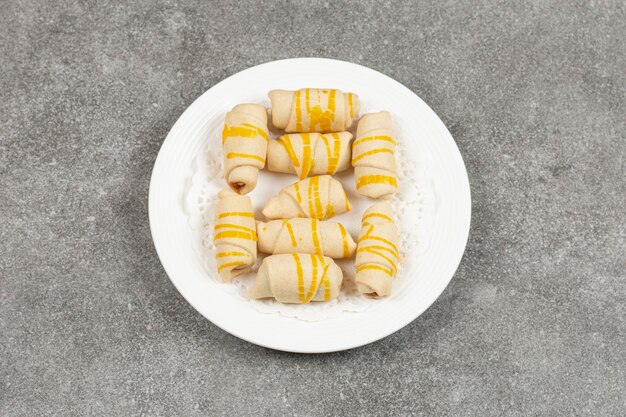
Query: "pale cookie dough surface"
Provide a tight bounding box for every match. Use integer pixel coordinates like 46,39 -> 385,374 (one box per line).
257,218 -> 356,258
262,175 -> 351,220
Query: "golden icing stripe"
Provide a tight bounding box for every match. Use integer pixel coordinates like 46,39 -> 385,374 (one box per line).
217,211 -> 254,218
352,148 -> 394,165
214,230 -> 256,241
279,135 -> 300,168
321,134 -> 331,173
307,177 -> 314,218
320,256 -> 331,301
216,251 -> 248,258
294,181 -> 302,203
360,248 -> 397,272
305,254 -> 319,303
305,88 -> 311,113
360,224 -> 374,241
362,212 -> 394,224
367,236 -> 398,252
328,89 -> 336,114
311,218 -> 322,255
326,203 -> 335,219
306,89 -> 335,132
338,223 -> 350,258
294,253 -> 305,303
348,93 -> 354,120
222,124 -> 268,144
356,264 -> 393,277
304,255 -> 317,303
242,123 -> 268,139
352,135 -> 396,147
282,220 -> 297,247
344,190 -> 350,212
325,133 -> 341,174
307,176 -> 322,218
312,176 -> 323,218
356,175 -> 397,190
295,90 -> 303,131
361,236 -> 398,255
214,223 -> 255,234
226,152 -> 265,163
357,245 -> 399,259
218,261 -> 246,273
300,133 -> 312,179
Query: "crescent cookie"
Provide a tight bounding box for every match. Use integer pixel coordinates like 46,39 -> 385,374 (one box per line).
257,218 -> 356,259
268,88 -> 359,133
222,103 -> 269,195
267,132 -> 352,180
262,175 -> 350,220
213,189 -> 257,282
352,111 -> 398,199
249,253 -> 343,303
355,201 -> 400,297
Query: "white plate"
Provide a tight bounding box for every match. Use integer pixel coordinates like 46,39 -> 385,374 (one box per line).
149,58 -> 471,353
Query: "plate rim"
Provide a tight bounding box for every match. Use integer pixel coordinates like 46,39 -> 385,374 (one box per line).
149,57 -> 472,353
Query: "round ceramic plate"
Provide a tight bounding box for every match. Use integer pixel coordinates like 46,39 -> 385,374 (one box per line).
149,58 -> 471,353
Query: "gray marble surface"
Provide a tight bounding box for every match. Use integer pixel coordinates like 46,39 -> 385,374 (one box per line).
1,1 -> 624,416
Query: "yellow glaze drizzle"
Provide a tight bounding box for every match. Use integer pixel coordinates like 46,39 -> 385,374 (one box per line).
214,223 -> 255,233
356,175 -> 398,190
214,230 -> 257,242
217,211 -> 254,218
216,251 -> 248,258
326,203 -> 335,219
357,245 -> 398,259
294,253 -> 305,303
362,212 -> 394,224
351,148 -> 394,165
356,264 -> 393,277
279,131 -> 342,179
320,134 -> 331,171
313,177 -> 323,218
226,152 -> 265,163
294,181 -> 302,203
307,177 -> 315,217
282,220 -> 297,247
300,133 -> 312,179
322,133 -> 341,174
319,255 -> 331,301
307,176 -> 323,218
348,93 -> 354,120
311,218 -> 322,255
307,89 -> 336,132
279,135 -> 300,168
360,224 -> 374,241
369,236 -> 398,253
218,261 -> 246,273
305,88 -> 311,113
292,253 -> 332,303
328,90 -> 336,113
295,90 -> 303,131
352,135 -> 396,147
305,254 -> 319,302
338,223 -> 350,258
360,236 -> 398,255
357,224 -> 398,255
359,247 -> 397,273
221,124 -> 268,145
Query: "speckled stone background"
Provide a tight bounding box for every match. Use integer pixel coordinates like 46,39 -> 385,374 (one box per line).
1,0 -> 624,415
